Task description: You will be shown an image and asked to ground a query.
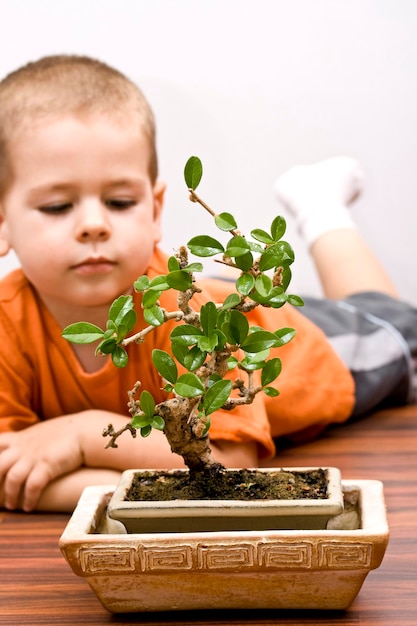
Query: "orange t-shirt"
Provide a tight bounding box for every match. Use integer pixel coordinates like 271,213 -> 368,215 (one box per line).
0,247 -> 355,458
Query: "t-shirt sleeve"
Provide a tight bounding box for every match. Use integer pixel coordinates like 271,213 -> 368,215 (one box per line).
0,307 -> 40,432
208,393 -> 275,459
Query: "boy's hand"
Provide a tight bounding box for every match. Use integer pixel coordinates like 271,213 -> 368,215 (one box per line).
0,416 -> 84,511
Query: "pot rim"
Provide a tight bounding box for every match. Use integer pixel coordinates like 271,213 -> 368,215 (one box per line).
59,478 -> 389,543
107,466 -> 344,519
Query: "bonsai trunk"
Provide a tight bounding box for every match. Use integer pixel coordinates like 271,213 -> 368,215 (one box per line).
156,396 -> 222,472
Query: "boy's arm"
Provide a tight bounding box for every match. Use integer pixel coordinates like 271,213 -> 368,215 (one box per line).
0,410 -> 259,512
81,412 -> 259,471
0,467 -> 123,513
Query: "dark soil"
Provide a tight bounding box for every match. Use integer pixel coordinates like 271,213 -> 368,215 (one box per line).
125,467 -> 329,502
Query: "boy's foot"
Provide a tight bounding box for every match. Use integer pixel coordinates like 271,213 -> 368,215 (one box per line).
274,156 -> 365,247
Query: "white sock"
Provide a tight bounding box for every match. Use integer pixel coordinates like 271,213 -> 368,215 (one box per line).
274,156 -> 365,247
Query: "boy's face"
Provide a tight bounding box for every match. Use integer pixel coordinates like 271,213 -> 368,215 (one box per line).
0,113 -> 165,321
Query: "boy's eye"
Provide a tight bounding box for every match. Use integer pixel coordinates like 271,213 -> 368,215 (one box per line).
106,198 -> 136,210
38,203 -> 72,214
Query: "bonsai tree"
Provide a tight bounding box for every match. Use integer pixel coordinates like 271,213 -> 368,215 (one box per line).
63,157 -> 303,476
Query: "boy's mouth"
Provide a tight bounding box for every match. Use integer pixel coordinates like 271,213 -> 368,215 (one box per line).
72,256 -> 116,275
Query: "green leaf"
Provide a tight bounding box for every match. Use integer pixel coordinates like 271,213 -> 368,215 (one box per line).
200,301 -> 218,336
236,273 -> 255,296
239,355 -> 267,371
255,274 -> 273,298
174,373 -> 205,398
62,322 -> 104,344
105,319 -> 117,333
250,228 -> 274,244
261,358 -> 282,386
131,414 -> 151,429
263,386 -> 280,397
248,240 -> 264,254
183,262 -> 203,273
214,328 -> 227,351
111,346 -> 128,368
188,235 -> 224,257
142,289 -> 162,308
170,324 -> 204,346
274,327 -> 296,346
221,309 -> 249,345
172,344 -> 207,371
115,324 -> 128,343
149,275 -> 170,291
197,333 -> 218,352
268,294 -> 288,308
168,256 -> 180,271
239,348 -> 270,371
140,390 -> 155,418
214,212 -> 238,231
270,216 -> 286,241
143,304 -> 164,326
184,156 -> 203,190
96,337 -> 117,354
217,308 -> 230,328
117,309 -> 137,337
280,266 -> 292,292
207,374 -> 222,385
150,415 -> 165,431
203,379 -> 233,416
134,275 -> 150,291
140,425 -> 152,437
243,348 -> 270,363
241,330 -> 281,354
108,295 -> 134,325
166,270 -> 193,291
259,241 -> 295,271
225,235 -> 250,258
222,293 -> 241,309
250,287 -> 287,308
234,251 -> 254,271
287,294 -> 304,307
152,349 -> 178,384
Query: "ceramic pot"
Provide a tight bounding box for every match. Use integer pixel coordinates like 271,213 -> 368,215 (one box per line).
59,476 -> 389,612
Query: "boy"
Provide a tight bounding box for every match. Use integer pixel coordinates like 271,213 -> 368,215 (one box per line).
0,55 -> 415,513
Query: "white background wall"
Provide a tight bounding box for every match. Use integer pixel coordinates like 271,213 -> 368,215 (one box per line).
1,0 -> 416,301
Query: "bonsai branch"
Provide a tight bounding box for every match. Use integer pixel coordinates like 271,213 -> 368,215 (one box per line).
121,310 -> 185,347
188,188 -> 241,237
103,422 -> 137,448
223,371 -> 262,410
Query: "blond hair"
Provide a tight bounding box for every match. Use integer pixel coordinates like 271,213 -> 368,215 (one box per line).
0,54 -> 158,197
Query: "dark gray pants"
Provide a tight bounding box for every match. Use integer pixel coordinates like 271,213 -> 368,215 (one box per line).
299,292 -> 417,417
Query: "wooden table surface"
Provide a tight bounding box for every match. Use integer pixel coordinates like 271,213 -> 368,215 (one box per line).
1,405 -> 416,625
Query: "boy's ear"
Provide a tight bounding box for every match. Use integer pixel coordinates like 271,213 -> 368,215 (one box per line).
152,180 -> 166,244
0,212 -> 11,256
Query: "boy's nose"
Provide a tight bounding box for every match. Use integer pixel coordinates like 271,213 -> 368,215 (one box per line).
75,202 -> 111,241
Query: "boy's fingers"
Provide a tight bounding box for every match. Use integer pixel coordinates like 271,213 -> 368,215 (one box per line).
0,447 -> 19,483
22,462 -> 53,512
3,457 -> 32,510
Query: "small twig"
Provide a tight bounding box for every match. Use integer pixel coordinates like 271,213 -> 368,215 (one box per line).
103,422 -> 137,448
127,381 -> 142,416
188,188 -> 240,237
122,310 -> 184,346
222,369 -> 262,410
